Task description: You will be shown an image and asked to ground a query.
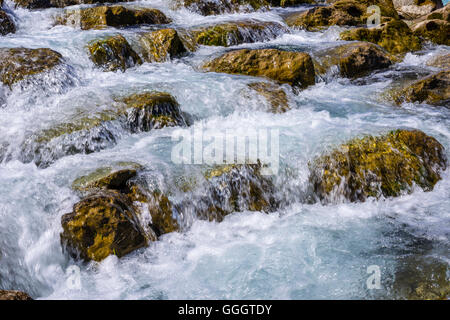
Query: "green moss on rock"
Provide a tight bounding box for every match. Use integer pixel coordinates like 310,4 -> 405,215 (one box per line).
139,29 -> 188,62
59,5 -> 171,30
203,48 -> 315,88
0,47 -> 63,87
340,19 -> 423,55
309,129 -> 447,203
393,70 -> 450,105
0,10 -> 15,36
314,41 -> 393,78
88,34 -> 142,72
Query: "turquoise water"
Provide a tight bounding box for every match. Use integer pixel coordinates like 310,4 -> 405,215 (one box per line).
0,1 -> 449,299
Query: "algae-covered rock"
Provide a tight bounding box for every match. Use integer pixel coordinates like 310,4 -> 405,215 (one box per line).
59,5 -> 171,30
88,35 -> 142,72
412,18 -> 449,45
0,10 -> 15,36
203,49 -> 315,88
340,19 -> 422,55
139,29 -> 188,62
393,256 -> 449,300
192,163 -> 278,222
0,290 -> 33,300
188,20 -> 288,47
119,92 -> 187,132
309,129 -> 447,203
247,82 -> 291,113
72,164 -> 142,192
174,0 -> 270,16
392,70 -> 450,106
314,41 -> 393,78
61,190 -> 150,262
0,47 -> 63,88
285,0 -> 399,30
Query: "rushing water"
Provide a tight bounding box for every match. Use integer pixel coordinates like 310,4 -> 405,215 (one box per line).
0,0 -> 449,299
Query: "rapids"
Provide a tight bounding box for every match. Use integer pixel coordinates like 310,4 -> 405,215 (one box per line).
0,0 -> 449,299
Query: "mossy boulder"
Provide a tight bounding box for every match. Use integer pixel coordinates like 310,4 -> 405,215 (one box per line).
119,92 -> 187,132
0,48 -> 63,88
247,82 -> 291,113
412,18 -> 449,45
309,129 -> 447,203
340,19 -> 422,55
61,191 -> 149,262
88,35 -> 142,72
173,0 -> 270,16
139,29 -> 188,63
314,41 -> 393,78
0,290 -> 33,300
392,70 -> 450,106
393,256 -> 449,300
285,0 -> 399,30
203,49 -> 315,88
188,20 -> 287,47
59,5 -> 171,30
0,10 -> 15,36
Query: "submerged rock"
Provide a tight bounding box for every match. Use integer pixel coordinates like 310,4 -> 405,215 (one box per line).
59,5 -> 171,30
189,163 -> 278,222
173,0 -> 270,16
0,290 -> 33,300
314,41 -> 393,78
309,129 -> 447,203
139,29 -> 188,62
203,49 -> 315,88
188,20 -> 288,47
392,70 -> 450,106
247,82 -> 291,113
285,0 -> 399,30
0,10 -> 15,36
426,52 -> 450,70
88,35 -> 142,72
19,92 -> 187,168
340,19 -> 422,55
0,48 -> 63,88
61,190 -> 149,262
393,256 -> 449,300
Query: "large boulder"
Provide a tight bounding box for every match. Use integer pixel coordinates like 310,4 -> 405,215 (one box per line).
88,35 -> 142,72
58,5 -> 171,30
0,48 -> 63,88
139,29 -> 188,62
410,5 -> 450,45
19,92 -> 187,168
187,20 -> 288,47
309,129 -> 447,203
61,190 -> 150,262
0,290 -> 33,300
0,10 -> 15,36
392,70 -> 450,106
314,41 -> 393,78
285,0 -> 399,30
173,0 -> 270,16
393,0 -> 443,20
203,49 -> 315,88
340,19 -> 422,55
